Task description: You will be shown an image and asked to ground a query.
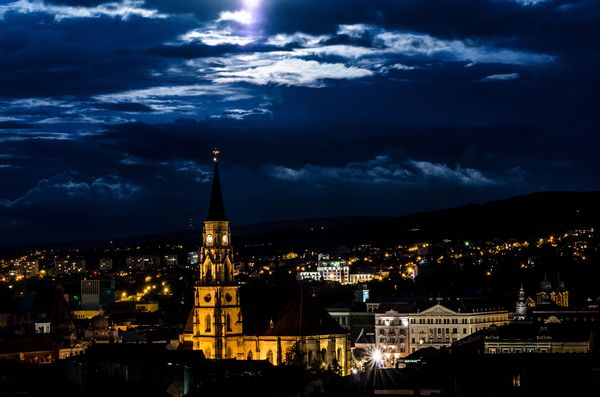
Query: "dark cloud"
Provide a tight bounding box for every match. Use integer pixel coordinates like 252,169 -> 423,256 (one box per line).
0,121 -> 33,129
44,1 -> 116,5
0,12 -> 196,98
1,116 -> 598,244
0,0 -> 599,244
93,102 -> 155,112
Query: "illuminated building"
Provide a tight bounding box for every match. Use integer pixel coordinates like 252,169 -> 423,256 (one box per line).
13,259 -> 39,278
317,260 -> 350,283
181,151 -> 350,374
514,283 -> 528,321
81,279 -> 116,310
99,258 -> 113,270
297,260 -> 372,284
536,273 -> 569,307
374,299 -> 509,366
375,303 -> 412,365
187,251 -> 199,266
163,255 -> 178,267
54,258 -> 86,274
480,323 -> 591,353
126,255 -> 160,270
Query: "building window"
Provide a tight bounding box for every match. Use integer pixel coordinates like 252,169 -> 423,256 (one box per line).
205,315 -> 211,332
266,350 -> 273,363
226,314 -> 232,332
247,351 -> 253,360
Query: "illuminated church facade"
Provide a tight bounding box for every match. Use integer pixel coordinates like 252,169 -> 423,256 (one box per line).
181,151 -> 350,374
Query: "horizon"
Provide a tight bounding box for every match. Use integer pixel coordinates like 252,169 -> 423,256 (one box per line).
1,0 -> 599,244
2,188 -> 597,248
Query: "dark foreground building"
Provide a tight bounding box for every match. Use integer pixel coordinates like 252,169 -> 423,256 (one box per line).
0,343 -> 363,396
371,352 -> 600,397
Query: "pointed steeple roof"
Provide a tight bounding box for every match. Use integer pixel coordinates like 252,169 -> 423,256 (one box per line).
205,149 -> 228,221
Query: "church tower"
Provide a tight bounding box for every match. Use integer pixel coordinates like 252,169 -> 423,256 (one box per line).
514,283 -> 527,321
189,150 -> 243,359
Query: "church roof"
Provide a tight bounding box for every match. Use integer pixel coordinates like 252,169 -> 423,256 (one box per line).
265,289 -> 346,337
355,328 -> 375,344
205,158 -> 228,221
0,335 -> 60,355
183,310 -> 193,334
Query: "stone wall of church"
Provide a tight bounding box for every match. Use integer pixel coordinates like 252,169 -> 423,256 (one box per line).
242,334 -> 350,375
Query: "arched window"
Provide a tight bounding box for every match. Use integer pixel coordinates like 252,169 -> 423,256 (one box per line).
206,264 -> 212,282
205,315 -> 211,332
247,351 -> 253,360
266,350 -> 273,364
226,314 -> 232,332
321,348 -> 327,362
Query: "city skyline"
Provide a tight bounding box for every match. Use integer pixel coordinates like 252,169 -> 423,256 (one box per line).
1,0 -> 599,244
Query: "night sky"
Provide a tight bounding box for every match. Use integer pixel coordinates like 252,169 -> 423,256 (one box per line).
0,0 -> 599,244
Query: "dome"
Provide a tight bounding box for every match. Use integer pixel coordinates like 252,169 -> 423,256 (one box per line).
92,315 -> 109,330
539,274 -> 552,292
556,274 -> 566,291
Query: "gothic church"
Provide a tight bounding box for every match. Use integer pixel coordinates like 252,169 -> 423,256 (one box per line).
180,151 -> 350,374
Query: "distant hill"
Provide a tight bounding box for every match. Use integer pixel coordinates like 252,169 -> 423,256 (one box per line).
1,191 -> 598,254
234,191 -> 600,252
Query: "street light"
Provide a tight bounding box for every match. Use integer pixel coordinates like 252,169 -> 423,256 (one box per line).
368,347 -> 384,368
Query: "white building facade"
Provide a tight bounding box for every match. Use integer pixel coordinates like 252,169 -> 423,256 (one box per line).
375,300 -> 509,367
297,260 -> 372,285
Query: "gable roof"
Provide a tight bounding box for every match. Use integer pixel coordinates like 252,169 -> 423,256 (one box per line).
418,303 -> 459,316
263,289 -> 346,337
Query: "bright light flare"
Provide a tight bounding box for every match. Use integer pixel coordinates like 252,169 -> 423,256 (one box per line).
367,347 -> 384,367
218,10 -> 253,25
243,0 -> 261,8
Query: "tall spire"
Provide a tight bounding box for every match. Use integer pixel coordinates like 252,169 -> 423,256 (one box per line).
515,282 -> 527,321
205,149 -> 228,221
